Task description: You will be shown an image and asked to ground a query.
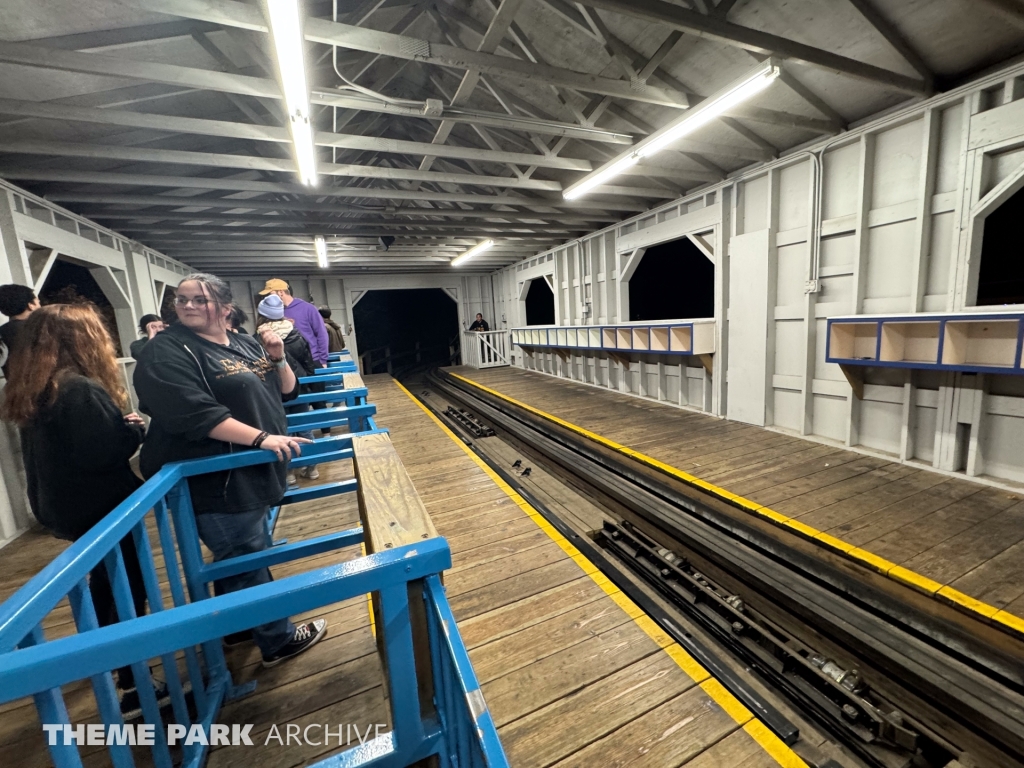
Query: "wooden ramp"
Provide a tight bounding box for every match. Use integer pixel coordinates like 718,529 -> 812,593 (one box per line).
443,365 -> 1024,637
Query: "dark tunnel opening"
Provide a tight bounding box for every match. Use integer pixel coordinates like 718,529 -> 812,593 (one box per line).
353,288 -> 459,375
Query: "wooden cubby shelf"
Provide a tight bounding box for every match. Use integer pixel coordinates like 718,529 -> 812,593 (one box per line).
511,319 -> 716,357
826,312 -> 1024,375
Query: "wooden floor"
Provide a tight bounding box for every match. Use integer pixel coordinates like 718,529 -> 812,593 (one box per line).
445,365 -> 1024,625
0,373 -> 799,768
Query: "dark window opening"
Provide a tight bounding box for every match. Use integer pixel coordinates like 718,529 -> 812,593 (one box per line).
525,279 -> 555,325
352,288 -> 459,376
628,237 -> 714,321
39,259 -> 123,356
160,286 -> 177,325
978,185 -> 1024,305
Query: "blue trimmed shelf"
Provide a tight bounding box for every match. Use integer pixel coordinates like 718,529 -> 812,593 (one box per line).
826,312 -> 1024,384
511,319 -> 716,357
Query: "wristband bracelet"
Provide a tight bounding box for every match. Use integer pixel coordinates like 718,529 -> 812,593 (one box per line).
252,430 -> 270,448
270,356 -> 287,369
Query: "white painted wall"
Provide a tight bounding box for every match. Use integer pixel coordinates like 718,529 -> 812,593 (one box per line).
494,60 -> 1024,490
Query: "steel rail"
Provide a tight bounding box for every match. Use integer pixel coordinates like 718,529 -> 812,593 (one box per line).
430,369 -> 1024,768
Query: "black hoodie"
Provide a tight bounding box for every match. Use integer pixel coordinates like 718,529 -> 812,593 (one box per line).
20,374 -> 144,540
133,323 -> 296,514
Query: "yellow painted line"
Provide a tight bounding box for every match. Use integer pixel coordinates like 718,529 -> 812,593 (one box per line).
847,548 -> 898,575
937,586 -> 1000,618
888,566 -> 942,595
394,378 -> 808,767
361,543 -> 376,639
745,720 -> 812,768
993,610 -> 1024,634
813,532 -> 855,554
700,678 -> 752,724
447,372 -> 1024,640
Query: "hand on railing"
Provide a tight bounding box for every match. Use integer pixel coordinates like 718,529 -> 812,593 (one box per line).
259,434 -> 313,462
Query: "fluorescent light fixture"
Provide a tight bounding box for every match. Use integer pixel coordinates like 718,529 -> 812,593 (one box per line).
266,0 -> 318,185
563,60 -> 780,201
315,235 -> 328,268
451,239 -> 494,267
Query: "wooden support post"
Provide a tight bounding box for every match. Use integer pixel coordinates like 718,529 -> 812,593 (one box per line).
353,432 -> 440,720
840,364 -> 865,401
698,354 -> 714,375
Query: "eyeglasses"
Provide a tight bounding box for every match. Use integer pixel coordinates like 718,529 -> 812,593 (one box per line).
175,296 -> 210,307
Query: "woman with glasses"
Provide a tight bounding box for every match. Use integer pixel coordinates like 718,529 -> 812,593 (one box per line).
133,273 -> 327,668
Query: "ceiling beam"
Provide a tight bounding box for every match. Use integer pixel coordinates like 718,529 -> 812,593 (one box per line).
417,0 -> 528,173
0,40 -> 279,98
11,169 -> 646,211
22,20 -> 220,51
0,140 -> 566,191
308,92 -> 634,143
573,0 -> 929,95
82,212 -> 582,234
140,0 -> 692,107
315,132 -> 591,170
49,193 -> 614,224
844,0 -> 933,88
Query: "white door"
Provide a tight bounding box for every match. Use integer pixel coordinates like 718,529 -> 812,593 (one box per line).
726,229 -> 771,426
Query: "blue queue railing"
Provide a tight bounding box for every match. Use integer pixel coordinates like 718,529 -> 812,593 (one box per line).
0,395 -> 508,768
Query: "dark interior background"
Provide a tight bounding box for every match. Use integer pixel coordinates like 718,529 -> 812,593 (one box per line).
977,186 -> 1024,305
525,279 -> 555,325
353,288 -> 459,374
628,237 -> 715,321
39,259 -> 123,356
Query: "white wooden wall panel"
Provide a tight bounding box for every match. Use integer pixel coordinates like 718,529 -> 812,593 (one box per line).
727,229 -> 771,426
491,62 -> 1024,488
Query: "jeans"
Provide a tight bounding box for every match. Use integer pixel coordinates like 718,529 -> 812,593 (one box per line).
90,537 -> 149,689
194,507 -> 295,657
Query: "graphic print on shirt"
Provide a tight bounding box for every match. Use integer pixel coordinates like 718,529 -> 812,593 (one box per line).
215,356 -> 273,381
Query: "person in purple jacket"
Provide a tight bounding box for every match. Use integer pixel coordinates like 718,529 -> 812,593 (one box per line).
257,279 -> 329,368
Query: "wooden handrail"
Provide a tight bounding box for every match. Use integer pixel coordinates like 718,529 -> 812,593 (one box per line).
352,431 -> 440,718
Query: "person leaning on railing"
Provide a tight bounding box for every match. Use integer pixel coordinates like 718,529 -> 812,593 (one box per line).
0,303 -> 158,716
133,273 -> 328,668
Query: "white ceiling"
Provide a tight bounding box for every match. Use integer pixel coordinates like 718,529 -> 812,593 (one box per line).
1,0 -> 1022,275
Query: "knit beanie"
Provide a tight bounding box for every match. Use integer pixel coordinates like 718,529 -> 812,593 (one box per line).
258,294 -> 285,320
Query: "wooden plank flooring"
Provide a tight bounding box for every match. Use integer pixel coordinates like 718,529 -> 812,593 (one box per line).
0,373 -> 797,768
446,366 -> 1024,623
370,376 -> 793,767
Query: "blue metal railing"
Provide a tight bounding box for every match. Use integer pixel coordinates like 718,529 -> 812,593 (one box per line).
0,386 -> 508,768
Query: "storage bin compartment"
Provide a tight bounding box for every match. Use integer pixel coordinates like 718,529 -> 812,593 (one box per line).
670,326 -> 692,353
602,328 -> 616,348
942,319 -> 1018,368
556,329 -> 567,346
650,327 -> 670,352
616,328 -> 632,349
589,328 -> 601,348
879,321 -> 940,363
829,322 -> 878,361
632,328 -> 650,351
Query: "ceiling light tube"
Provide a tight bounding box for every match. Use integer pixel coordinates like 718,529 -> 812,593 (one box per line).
563,59 -> 780,201
266,0 -> 318,185
451,239 -> 495,267
315,235 -> 328,268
